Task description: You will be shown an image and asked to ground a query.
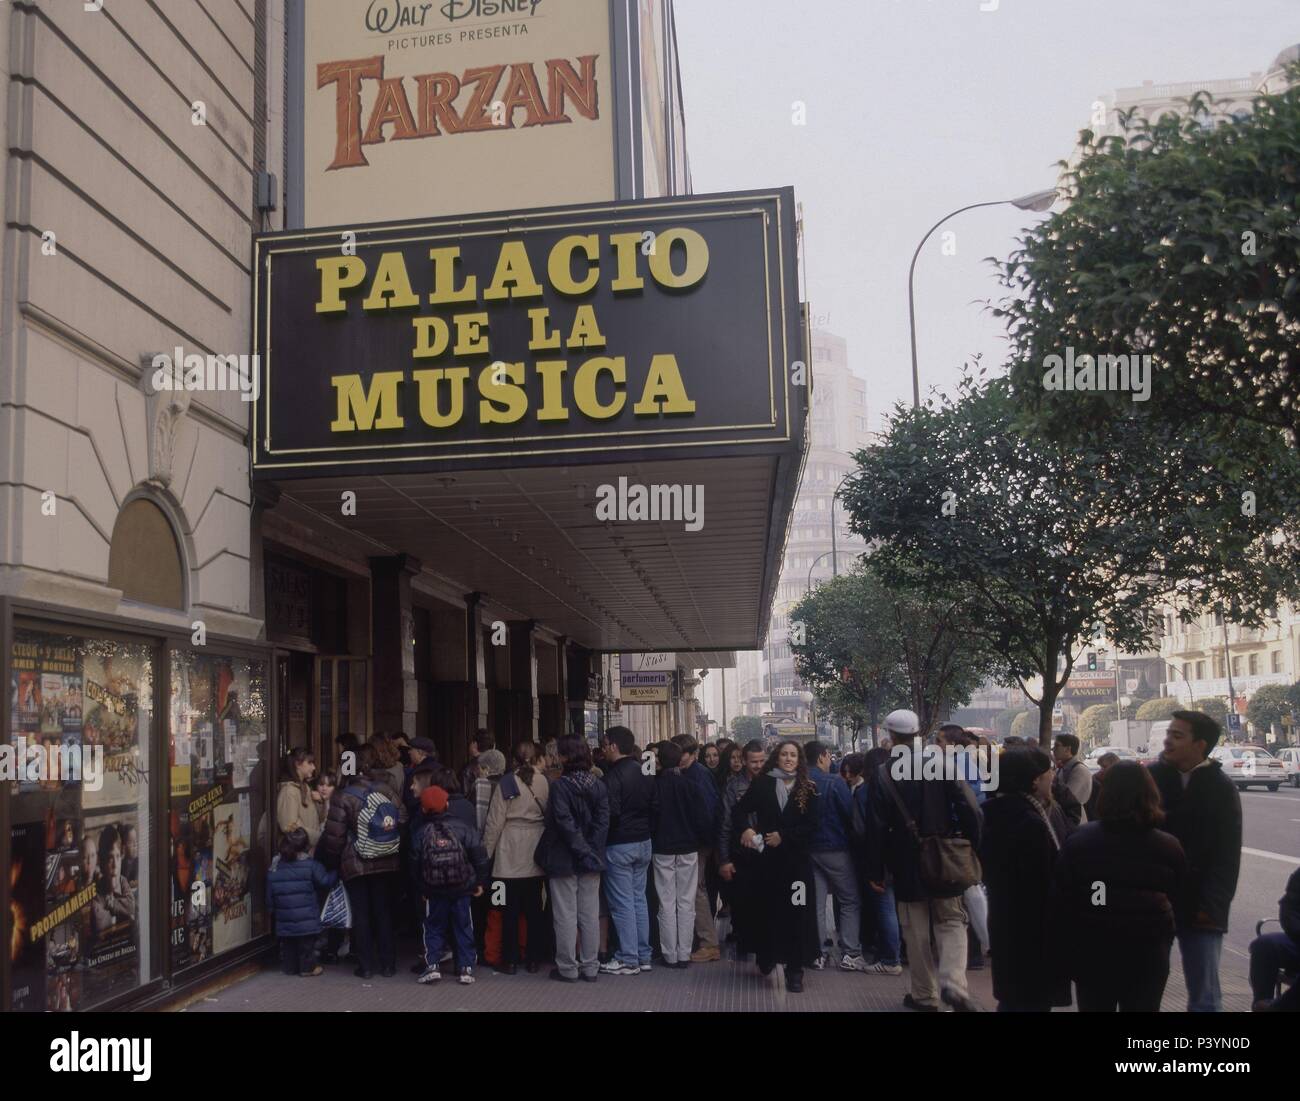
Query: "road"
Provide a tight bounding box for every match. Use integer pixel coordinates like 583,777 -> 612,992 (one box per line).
1223,786 -> 1300,982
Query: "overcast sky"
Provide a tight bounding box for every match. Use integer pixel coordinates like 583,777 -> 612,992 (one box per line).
675,0 -> 1299,427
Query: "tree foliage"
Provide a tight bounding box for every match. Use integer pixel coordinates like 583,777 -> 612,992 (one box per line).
1136,697 -> 1181,721
1078,703 -> 1114,747
1191,697 -> 1229,724
998,74 -> 1300,469
729,715 -> 763,741
789,562 -> 996,740
1247,684 -> 1293,732
841,375 -> 1296,747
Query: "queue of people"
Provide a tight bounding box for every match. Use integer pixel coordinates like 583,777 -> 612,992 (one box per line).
261,710 -> 1296,1012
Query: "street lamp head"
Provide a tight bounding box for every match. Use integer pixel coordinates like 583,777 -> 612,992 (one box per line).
1010,188 -> 1058,213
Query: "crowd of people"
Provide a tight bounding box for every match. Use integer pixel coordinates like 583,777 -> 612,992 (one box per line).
262,714 -> 1299,1011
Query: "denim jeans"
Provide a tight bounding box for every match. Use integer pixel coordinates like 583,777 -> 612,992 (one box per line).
605,840 -> 653,967
1177,928 -> 1224,1012
869,883 -> 901,966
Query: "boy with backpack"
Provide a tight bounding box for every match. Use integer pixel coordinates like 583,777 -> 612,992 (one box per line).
319,745 -> 407,980
411,785 -> 491,985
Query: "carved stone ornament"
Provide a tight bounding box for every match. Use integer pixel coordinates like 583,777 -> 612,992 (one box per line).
139,353 -> 191,488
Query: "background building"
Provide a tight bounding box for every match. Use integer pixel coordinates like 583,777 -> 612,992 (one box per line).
735,328 -> 870,743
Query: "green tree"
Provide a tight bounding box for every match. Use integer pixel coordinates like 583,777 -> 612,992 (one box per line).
1191,697 -> 1229,724
1078,704 -> 1114,748
998,72 -> 1300,480
1247,684 -> 1292,733
1010,710 -> 1037,740
791,563 -> 997,741
729,715 -> 763,741
841,376 -> 1290,747
1136,697 -> 1181,721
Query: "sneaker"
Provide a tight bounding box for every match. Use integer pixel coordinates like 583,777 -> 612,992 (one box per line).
639,961 -> 653,972
459,968 -> 475,985
671,960 -> 690,970
865,961 -> 903,976
548,969 -> 579,984
690,946 -> 720,963
416,967 -> 441,984
903,993 -> 939,1012
839,954 -> 869,973
580,973 -> 598,983
600,960 -> 640,976
785,971 -> 804,993
941,987 -> 982,1013
811,954 -> 828,971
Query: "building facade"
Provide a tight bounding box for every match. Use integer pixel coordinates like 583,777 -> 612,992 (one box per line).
0,0 -> 805,1013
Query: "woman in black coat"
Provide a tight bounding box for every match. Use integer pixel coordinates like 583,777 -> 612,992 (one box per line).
980,746 -> 1071,1012
733,740 -> 822,992
1053,761 -> 1186,1012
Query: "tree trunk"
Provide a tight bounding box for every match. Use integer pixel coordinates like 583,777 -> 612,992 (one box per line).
1038,684 -> 1060,748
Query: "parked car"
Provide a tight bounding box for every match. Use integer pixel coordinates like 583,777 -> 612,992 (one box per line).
1082,745 -> 1141,773
1210,745 -> 1288,791
1274,747 -> 1300,788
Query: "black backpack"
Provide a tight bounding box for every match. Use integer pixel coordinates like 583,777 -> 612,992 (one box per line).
419,819 -> 474,893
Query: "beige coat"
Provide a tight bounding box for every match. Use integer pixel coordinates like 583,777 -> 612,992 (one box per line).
483,771 -> 549,879
276,781 -> 323,846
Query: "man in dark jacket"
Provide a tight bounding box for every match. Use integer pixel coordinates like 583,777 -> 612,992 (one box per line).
673,734 -> 722,962
1148,710 -> 1242,1012
652,742 -> 714,967
319,748 -> 408,979
807,741 -> 865,971
1248,867 -> 1300,1011
539,736 -> 609,982
866,710 -> 983,1012
601,726 -> 657,975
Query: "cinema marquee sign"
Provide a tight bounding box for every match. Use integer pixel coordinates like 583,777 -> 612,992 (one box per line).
251,190 -> 803,478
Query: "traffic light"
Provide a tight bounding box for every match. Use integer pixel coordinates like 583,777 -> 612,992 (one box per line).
1087,652 -> 1097,672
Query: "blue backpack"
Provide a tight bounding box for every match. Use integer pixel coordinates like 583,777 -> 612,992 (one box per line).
348,784 -> 401,859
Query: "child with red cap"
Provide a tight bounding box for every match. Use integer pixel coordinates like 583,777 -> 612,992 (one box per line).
411,785 -> 491,984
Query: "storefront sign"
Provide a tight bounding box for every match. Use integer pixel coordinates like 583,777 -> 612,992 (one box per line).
1060,671 -> 1117,700
302,0 -> 615,226
621,684 -> 669,704
252,190 -> 802,477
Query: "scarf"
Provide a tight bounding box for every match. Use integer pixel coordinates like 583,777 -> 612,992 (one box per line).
768,767 -> 797,811
1021,793 -> 1061,851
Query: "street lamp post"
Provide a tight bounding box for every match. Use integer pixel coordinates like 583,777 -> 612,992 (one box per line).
907,189 -> 1058,409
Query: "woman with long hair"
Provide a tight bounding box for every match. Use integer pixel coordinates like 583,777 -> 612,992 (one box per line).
979,746 -> 1072,1012
483,741 -> 552,973
715,740 -> 741,788
732,740 -> 822,991
1053,761 -> 1186,1011
276,748 -> 323,846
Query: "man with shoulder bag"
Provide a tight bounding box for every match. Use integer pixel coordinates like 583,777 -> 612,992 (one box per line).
866,710 -> 984,1012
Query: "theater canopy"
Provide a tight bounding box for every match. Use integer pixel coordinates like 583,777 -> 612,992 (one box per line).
251,190 -> 807,651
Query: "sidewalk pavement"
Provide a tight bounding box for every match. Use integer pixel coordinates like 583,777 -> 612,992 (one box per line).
180,936 -> 1253,1014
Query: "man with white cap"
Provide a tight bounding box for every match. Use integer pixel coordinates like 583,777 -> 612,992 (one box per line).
866,709 -> 983,1012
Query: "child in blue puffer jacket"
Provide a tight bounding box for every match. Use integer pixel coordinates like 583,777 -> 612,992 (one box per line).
267,827 -> 339,977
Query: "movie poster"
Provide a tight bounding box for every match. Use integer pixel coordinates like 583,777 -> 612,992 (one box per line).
10,640 -> 82,794
82,651 -> 146,810
9,822 -> 46,1011
43,816 -> 85,1012
80,810 -> 140,1006
212,795 -> 251,954
170,805 -> 214,970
